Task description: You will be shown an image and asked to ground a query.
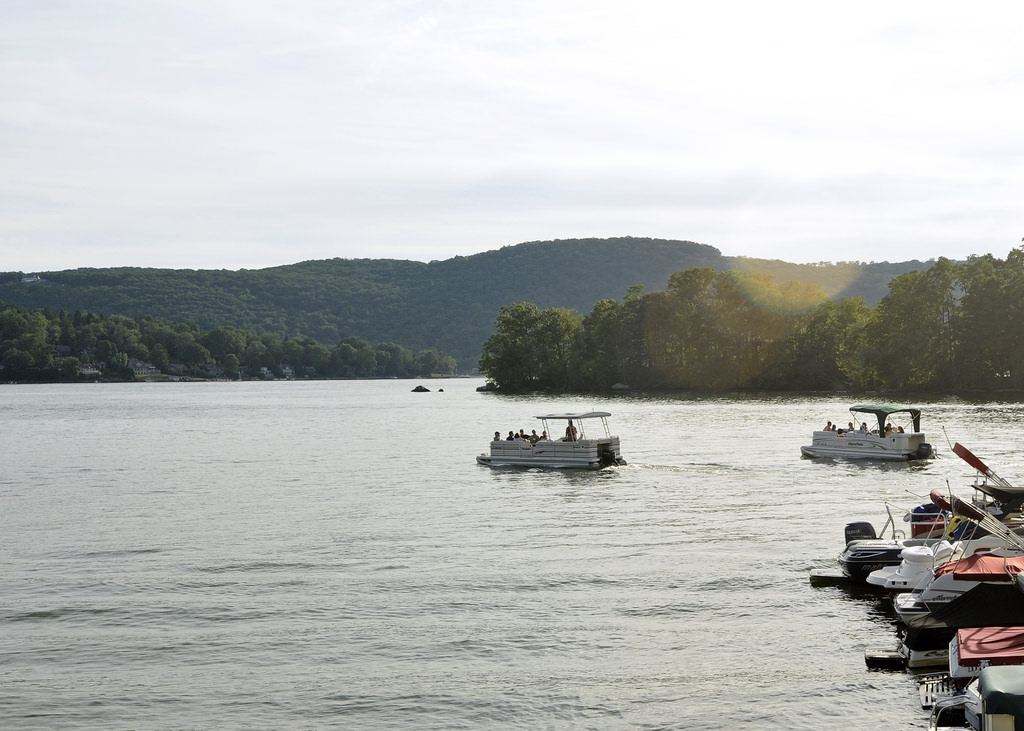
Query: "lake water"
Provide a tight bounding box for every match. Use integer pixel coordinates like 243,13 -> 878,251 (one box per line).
3,380 -> 1024,729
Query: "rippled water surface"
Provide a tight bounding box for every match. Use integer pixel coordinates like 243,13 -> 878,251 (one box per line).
3,380 -> 1024,729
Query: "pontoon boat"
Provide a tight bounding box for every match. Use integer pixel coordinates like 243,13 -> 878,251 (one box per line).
477,411 -> 626,470
800,403 -> 934,460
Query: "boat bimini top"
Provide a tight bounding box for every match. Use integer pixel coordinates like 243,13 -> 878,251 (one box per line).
850,404 -> 923,433
535,412 -> 614,440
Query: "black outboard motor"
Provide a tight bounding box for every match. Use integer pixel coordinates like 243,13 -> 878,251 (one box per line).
844,521 -> 877,544
914,443 -> 934,460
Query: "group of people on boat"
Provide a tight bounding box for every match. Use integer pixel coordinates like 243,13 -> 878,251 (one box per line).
822,420 -> 904,435
496,429 -> 547,444
492,420 -> 580,444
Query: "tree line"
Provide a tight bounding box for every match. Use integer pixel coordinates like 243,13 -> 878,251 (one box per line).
479,249 -> 1024,394
0,303 -> 456,382
0,238 -> 928,368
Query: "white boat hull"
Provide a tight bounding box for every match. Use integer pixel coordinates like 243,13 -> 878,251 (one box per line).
801,430 -> 933,460
477,437 -> 625,470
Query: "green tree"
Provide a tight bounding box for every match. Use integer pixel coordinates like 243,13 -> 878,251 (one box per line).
59,356 -> 81,381
222,353 -> 240,379
784,297 -> 871,389
571,298 -> 625,390
376,342 -> 414,377
956,250 -> 1024,390
856,260 -> 958,390
150,343 -> 170,371
479,303 -> 581,391
201,326 -> 247,361
534,307 -> 581,390
479,303 -> 545,390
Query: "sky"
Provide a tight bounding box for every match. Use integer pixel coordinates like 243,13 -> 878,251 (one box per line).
2,1 -> 1023,272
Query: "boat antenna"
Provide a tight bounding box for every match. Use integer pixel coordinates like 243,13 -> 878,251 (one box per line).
941,425 -> 955,452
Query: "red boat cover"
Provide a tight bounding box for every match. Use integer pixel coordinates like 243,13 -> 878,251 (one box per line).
957,626 -> 1024,666
934,553 -> 1024,581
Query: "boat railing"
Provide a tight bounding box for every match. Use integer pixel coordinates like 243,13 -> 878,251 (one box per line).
879,503 -> 908,540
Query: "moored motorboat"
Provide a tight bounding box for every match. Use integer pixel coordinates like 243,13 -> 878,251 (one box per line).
867,485 -> 1024,671
816,502 -> 949,585
476,411 -> 626,470
894,489 -> 1024,631
893,551 -> 1024,631
949,625 -> 1024,680
927,633 -> 1024,730
930,666 -> 1024,731
865,534 -> 1024,593
800,403 -> 934,460
869,449 -> 1024,592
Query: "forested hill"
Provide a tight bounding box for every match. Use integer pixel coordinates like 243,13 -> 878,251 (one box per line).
0,237 -> 931,369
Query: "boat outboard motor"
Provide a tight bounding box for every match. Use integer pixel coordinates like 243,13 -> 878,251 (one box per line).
914,443 -> 934,459
844,521 -> 877,544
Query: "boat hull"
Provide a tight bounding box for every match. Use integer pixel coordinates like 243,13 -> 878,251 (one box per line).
895,581 -> 1024,630
838,538 -> 940,582
478,438 -> 625,470
801,430 -> 933,460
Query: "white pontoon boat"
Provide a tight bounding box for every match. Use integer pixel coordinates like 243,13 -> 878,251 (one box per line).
476,411 -> 626,470
800,403 -> 934,461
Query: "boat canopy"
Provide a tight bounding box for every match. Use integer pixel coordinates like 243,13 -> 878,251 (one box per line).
935,553 -> 1024,582
849,404 -> 922,432
980,665 -> 1024,720
534,411 -> 612,420
957,626 -> 1024,667
534,411 -> 614,440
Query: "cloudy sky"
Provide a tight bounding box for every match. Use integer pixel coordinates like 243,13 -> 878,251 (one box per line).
3,1 -> 1022,272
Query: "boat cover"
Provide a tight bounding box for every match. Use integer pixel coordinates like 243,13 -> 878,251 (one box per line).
980,665 -> 1024,719
930,583 -> 1024,627
957,626 -> 1024,666
934,553 -> 1024,581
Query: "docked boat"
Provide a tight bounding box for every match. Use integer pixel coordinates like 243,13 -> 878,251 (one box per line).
476,411 -> 626,470
800,403 -> 934,460
893,489 -> 1024,630
927,631 -> 1024,730
949,626 -> 1024,680
817,502 -> 949,585
866,486 -> 1024,670
929,665 -> 1024,731
893,550 -> 1024,630
866,536 -> 1016,593
869,445 -> 1024,592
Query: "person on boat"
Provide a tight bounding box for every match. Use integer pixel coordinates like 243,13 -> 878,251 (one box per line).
506,431 -> 516,440
823,421 -> 833,431
540,431 -> 549,440
884,422 -> 894,434
529,429 -> 540,444
860,422 -> 869,432
494,431 -> 501,441
564,421 -> 578,441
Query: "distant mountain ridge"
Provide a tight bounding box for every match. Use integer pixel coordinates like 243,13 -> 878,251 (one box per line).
0,237 -> 932,368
